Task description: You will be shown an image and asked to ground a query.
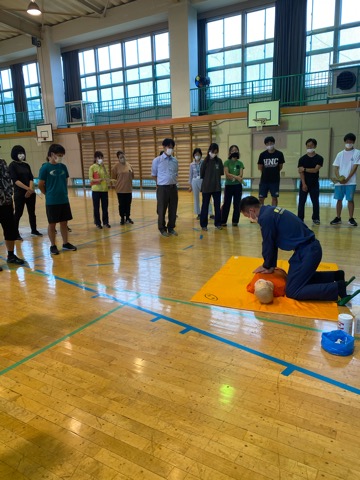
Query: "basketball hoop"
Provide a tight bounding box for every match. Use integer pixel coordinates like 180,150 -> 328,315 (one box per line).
252,118 -> 268,132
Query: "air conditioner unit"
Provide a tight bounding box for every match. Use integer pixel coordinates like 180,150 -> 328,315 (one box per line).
329,67 -> 360,96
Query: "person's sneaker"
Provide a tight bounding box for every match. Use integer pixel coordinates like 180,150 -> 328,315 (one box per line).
232,223 -> 238,227
168,229 -> 178,236
196,214 -> 200,220
16,235 -> 23,241
7,255 -> 25,265
201,227 -> 208,231
312,219 -> 320,225
0,266 -> 3,272
67,226 -> 72,232
120,218 -> 125,225
209,215 -> 215,219
126,218 -> 134,224
96,224 -> 102,229
160,230 -> 169,237
330,216 -> 341,225
215,225 -> 223,230
62,243 -> 77,251
221,223 -> 227,227
104,224 -> 111,228
348,218 -> 358,226
31,230 -> 43,236
50,245 -> 60,255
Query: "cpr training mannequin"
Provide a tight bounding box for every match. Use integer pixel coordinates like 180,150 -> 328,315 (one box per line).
254,278 -> 275,304
247,267 -> 287,304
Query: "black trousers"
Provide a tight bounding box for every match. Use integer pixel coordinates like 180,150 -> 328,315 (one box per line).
92,191 -> 109,226
156,184 -> 178,231
117,192 -> 132,219
14,192 -> 37,233
297,183 -> 320,221
221,183 -> 242,224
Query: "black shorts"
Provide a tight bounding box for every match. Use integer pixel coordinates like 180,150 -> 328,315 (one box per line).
46,203 -> 73,224
259,181 -> 280,198
0,204 -> 17,241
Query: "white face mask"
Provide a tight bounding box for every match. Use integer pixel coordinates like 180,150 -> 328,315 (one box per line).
345,143 -> 354,149
54,155 -> 63,163
266,145 -> 275,151
96,158 -> 103,165
306,149 -> 315,154
119,156 -> 125,163
194,155 -> 201,161
209,152 -> 216,159
166,148 -> 173,156
248,211 -> 258,223
17,153 -> 25,161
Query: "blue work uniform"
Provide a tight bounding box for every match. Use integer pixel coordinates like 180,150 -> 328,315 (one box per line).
258,205 -> 339,301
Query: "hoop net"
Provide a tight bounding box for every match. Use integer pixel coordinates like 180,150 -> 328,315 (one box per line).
252,118 -> 268,132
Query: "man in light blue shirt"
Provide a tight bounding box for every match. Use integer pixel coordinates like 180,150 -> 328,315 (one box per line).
152,138 -> 178,236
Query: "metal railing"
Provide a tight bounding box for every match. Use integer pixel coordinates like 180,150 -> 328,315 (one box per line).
1,67 -> 359,133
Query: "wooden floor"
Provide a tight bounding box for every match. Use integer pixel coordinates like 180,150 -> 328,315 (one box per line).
1,189 -> 360,480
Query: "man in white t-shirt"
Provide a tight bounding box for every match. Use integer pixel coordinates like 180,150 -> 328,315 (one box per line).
330,133 -> 360,227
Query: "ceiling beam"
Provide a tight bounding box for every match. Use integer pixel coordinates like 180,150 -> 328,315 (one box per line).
74,0 -> 104,15
0,10 -> 41,38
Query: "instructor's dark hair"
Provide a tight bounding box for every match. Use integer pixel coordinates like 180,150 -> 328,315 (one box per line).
240,195 -> 261,213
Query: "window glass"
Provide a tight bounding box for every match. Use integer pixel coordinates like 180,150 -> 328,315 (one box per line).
156,62 -> 170,77
339,26 -> 360,46
207,52 -> 224,69
208,70 -> 224,87
1,69 -> 12,90
109,43 -> 122,68
207,19 -> 224,50
139,65 -> 152,80
98,47 -> 110,71
83,76 -> 97,89
83,90 -> 98,103
125,40 -> 138,66
82,50 -> 96,74
112,86 -> 124,99
338,47 -> 360,63
138,37 -> 152,64
140,81 -> 153,96
224,48 -> 241,66
157,79 -> 170,94
341,0 -> 360,24
100,88 -> 112,102
225,67 -> 241,84
127,83 -> 140,97
99,73 -> 111,86
265,42 -> 274,58
265,7 -> 275,39
307,32 -> 334,51
306,52 -> 333,73
307,0 -> 335,30
224,15 -> 241,47
247,10 -> 265,43
126,67 -> 139,82
155,33 -> 169,61
246,45 -> 265,62
111,71 -> 123,84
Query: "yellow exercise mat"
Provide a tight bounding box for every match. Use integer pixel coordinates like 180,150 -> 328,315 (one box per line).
191,256 -> 339,320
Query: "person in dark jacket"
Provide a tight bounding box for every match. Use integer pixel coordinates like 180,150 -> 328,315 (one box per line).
240,195 -> 359,305
199,143 -> 224,231
8,145 -> 42,240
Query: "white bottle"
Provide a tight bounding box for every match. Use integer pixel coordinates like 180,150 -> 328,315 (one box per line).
354,315 -> 360,335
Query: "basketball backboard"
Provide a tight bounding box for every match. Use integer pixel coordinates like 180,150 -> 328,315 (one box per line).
36,123 -> 53,142
247,100 -> 280,128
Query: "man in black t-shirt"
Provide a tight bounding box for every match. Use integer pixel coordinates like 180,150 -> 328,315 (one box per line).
257,136 -> 285,206
297,138 -> 324,225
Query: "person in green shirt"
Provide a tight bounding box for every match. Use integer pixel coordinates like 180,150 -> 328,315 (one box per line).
221,145 -> 244,227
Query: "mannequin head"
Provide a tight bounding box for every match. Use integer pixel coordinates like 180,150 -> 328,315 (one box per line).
254,279 -> 274,304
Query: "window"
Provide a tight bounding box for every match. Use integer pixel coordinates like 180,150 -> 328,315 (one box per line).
79,31 -> 170,110
23,62 -> 43,120
306,0 -> 360,79
0,68 -> 15,124
205,6 -> 275,97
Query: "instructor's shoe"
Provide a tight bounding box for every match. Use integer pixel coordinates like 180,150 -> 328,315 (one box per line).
330,216 -> 341,225
338,289 -> 360,306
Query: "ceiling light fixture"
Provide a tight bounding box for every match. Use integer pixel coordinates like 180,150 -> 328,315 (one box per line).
27,0 -> 42,16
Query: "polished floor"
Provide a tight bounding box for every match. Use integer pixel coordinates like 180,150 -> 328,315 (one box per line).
1,189 -> 360,480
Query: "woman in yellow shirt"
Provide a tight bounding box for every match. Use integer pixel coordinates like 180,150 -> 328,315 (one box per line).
89,151 -> 111,229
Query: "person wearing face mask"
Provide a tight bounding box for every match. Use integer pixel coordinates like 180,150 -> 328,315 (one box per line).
0,153 -> 26,268
38,144 -> 77,255
199,142 -> 224,231
257,136 -> 285,207
240,196 -> 359,304
8,145 -> 42,240
188,147 -> 214,220
111,150 -> 134,225
151,138 -> 178,237
297,138 -> 323,225
220,144 -> 244,227
330,133 -> 360,227
89,151 -> 111,229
